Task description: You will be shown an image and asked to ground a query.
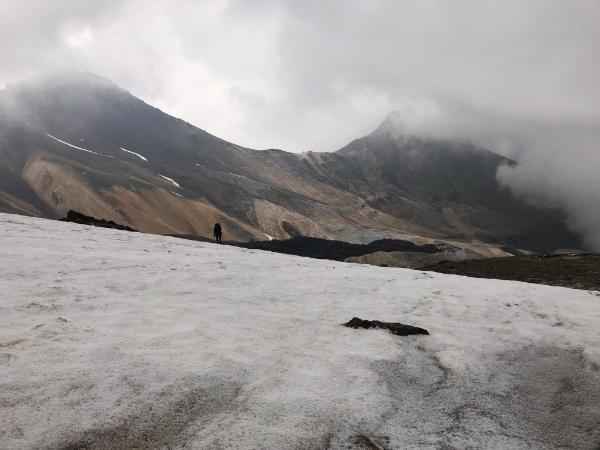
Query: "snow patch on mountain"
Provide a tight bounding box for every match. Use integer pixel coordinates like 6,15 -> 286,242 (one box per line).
44,132 -> 111,158
158,174 -> 180,187
120,147 -> 148,161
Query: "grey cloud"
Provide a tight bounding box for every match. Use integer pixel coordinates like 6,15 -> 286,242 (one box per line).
0,0 -> 124,84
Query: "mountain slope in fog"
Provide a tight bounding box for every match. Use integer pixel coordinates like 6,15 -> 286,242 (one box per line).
0,72 -> 581,251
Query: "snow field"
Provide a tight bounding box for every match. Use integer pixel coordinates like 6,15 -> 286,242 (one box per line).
0,213 -> 599,449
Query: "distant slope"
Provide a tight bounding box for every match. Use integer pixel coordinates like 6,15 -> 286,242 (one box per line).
0,72 -> 582,251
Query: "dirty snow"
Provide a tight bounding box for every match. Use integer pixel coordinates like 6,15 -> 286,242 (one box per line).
172,191 -> 183,198
1,213 -> 599,449
158,174 -> 180,188
120,147 -> 148,161
43,132 -> 111,158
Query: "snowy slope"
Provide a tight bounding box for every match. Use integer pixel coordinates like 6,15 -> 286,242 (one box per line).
0,213 -> 599,449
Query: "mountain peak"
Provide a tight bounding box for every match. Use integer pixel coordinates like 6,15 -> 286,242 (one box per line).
371,110 -> 415,143
4,71 -> 119,95
74,71 -> 118,88
375,108 -> 448,143
383,110 -> 402,122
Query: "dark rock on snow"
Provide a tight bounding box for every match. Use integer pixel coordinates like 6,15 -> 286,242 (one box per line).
60,210 -> 137,232
344,317 -> 429,336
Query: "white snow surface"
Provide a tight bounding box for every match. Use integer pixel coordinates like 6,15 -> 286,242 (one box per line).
44,133 -> 111,158
120,147 -> 148,161
263,233 -> 274,241
1,213 -> 600,449
158,174 -> 180,188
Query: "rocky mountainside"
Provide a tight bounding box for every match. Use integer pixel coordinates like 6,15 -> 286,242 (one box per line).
0,72 -> 581,251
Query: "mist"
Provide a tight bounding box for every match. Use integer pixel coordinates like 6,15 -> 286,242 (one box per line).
0,0 -> 599,248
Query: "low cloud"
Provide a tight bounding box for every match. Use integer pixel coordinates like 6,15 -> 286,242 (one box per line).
384,99 -> 600,251
497,140 -> 600,251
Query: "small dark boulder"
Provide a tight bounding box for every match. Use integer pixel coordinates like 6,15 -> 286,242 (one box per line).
60,210 -> 137,232
344,317 -> 429,336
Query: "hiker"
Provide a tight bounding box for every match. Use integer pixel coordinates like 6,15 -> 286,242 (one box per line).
213,223 -> 223,243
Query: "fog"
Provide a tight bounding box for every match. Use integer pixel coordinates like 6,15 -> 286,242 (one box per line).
0,0 -> 599,248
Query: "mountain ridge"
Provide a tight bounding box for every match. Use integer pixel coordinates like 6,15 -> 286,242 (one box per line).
0,72 -> 582,252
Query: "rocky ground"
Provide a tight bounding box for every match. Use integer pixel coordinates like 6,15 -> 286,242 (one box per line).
424,253 -> 600,291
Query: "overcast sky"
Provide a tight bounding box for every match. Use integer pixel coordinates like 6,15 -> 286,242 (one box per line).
1,0 -> 599,247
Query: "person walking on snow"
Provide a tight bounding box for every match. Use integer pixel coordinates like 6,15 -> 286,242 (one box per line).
213,223 -> 223,243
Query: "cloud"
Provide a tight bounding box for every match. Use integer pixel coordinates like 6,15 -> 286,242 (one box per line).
0,0 -> 599,247
496,131 -> 600,251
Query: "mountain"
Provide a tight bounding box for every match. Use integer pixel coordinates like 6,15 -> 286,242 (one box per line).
0,72 -> 581,251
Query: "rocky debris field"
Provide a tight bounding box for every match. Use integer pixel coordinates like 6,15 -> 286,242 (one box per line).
60,210 -> 137,232
424,253 -> 600,291
236,236 -> 443,260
